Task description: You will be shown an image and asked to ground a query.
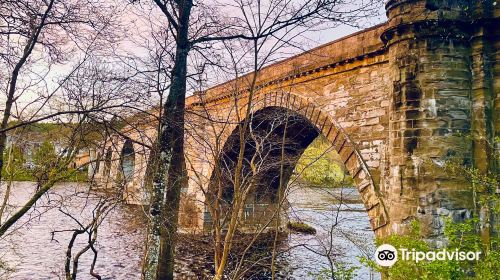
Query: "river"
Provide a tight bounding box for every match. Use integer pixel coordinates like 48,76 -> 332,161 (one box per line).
0,182 -> 379,279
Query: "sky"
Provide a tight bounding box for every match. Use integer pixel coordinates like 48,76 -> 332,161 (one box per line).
2,0 -> 388,118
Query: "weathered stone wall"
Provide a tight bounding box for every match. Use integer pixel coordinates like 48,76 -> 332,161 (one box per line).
381,0 -> 498,240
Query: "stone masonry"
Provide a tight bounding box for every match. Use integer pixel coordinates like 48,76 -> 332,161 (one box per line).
92,0 -> 499,238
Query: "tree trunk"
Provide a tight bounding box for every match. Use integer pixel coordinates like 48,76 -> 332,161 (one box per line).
143,1 -> 192,279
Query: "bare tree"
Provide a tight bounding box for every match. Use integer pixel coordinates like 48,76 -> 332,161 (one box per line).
55,198 -> 115,280
0,0 -> 122,171
186,88 -> 378,279
139,0 -> 381,278
0,0 -> 149,240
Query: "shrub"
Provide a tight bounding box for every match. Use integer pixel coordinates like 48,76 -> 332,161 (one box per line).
295,136 -> 352,187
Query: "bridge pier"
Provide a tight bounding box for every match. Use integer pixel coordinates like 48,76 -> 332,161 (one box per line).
382,0 -> 497,242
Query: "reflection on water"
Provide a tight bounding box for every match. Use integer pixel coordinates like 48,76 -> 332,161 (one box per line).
0,182 -> 379,279
0,182 -> 146,280
284,185 -> 380,279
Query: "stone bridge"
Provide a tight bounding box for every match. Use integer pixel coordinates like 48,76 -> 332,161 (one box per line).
91,0 -> 499,238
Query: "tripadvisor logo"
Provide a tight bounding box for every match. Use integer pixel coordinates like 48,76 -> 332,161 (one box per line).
374,244 -> 481,267
375,244 -> 398,267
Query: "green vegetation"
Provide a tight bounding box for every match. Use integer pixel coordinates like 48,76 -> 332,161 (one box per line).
6,121 -> 106,149
287,221 -> 317,234
360,218 -> 499,280
31,141 -> 59,182
2,141 -> 88,182
1,145 -> 32,181
7,121 -> 68,133
294,136 -> 353,187
310,264 -> 359,280
360,160 -> 499,280
1,121 -> 100,183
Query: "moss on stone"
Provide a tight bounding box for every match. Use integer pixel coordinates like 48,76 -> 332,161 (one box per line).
287,221 -> 317,234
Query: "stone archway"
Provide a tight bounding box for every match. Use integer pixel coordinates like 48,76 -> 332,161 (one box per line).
120,139 -> 135,183
205,91 -> 388,236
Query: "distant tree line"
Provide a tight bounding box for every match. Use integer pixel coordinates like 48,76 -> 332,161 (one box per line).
2,140 -> 88,182
294,136 -> 353,188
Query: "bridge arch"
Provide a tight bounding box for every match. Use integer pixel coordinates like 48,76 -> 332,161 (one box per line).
120,138 -> 136,183
205,91 -> 388,235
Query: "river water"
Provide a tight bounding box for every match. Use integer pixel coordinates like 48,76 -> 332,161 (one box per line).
0,182 -> 379,279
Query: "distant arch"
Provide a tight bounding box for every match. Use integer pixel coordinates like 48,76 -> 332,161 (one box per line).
120,139 -> 135,182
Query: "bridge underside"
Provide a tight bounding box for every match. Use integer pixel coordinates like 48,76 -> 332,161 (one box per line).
204,107 -> 320,231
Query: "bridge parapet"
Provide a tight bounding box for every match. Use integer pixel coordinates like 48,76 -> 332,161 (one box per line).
187,23 -> 388,106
